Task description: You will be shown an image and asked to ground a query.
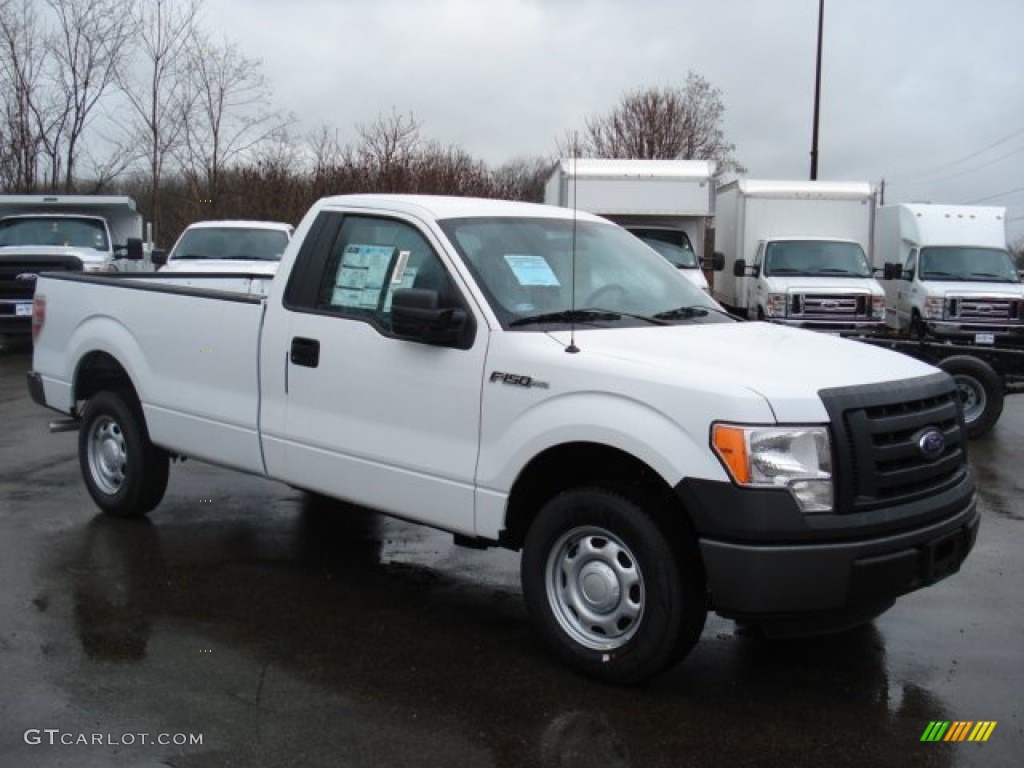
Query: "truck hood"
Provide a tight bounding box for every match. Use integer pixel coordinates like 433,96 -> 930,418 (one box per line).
762,275 -> 883,294
0,244 -> 107,264
161,259 -> 279,276
547,321 -> 937,422
924,280 -> 1024,298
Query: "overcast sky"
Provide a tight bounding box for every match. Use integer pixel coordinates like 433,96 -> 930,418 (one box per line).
202,0 -> 1024,241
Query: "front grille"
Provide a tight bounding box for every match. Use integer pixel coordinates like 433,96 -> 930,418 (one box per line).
946,296 -> 1018,323
820,373 -> 967,514
791,292 -> 871,319
0,256 -> 83,300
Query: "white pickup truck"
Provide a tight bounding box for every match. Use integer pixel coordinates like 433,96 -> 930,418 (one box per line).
156,219 -> 294,276
0,195 -> 149,335
28,194 -> 978,683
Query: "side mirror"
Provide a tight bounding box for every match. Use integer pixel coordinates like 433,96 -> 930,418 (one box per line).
883,262 -> 905,280
391,288 -> 468,347
151,249 -> 168,267
117,238 -> 144,261
733,258 -> 747,278
707,252 -> 725,272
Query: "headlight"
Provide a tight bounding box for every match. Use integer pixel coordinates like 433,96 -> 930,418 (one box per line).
81,263 -> 111,273
712,424 -> 833,513
923,296 -> 944,319
765,293 -> 787,317
871,295 -> 886,319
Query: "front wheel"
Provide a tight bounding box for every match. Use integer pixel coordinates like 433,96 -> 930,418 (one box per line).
79,390 -> 169,517
521,487 -> 706,684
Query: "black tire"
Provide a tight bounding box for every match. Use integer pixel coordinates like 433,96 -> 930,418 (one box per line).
938,355 -> 1004,438
78,390 -> 169,517
909,311 -> 927,340
521,487 -> 706,684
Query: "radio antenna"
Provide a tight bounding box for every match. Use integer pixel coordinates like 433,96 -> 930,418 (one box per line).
566,142 -> 580,354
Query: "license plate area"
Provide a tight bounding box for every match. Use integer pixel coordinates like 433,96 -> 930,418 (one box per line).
921,528 -> 966,583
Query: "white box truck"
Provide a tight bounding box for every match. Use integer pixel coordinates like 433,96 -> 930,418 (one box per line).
875,204 -> 1023,341
544,158 -> 718,292
0,195 -> 149,335
715,180 -> 885,330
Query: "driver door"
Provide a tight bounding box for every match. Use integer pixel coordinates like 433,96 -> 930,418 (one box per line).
261,211 -> 488,535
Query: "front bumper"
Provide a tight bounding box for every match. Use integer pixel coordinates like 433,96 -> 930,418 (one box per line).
768,317 -> 886,332
676,476 -> 978,619
0,300 -> 33,333
926,319 -> 1024,339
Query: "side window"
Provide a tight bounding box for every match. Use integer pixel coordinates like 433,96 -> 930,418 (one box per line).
904,249 -> 918,280
314,215 -> 452,328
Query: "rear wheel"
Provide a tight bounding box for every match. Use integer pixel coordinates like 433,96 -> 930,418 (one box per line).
79,390 -> 169,517
938,355 -> 1004,438
521,487 -> 706,684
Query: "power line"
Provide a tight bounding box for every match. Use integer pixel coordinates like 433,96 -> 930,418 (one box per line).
888,127 -> 1024,187
892,140 -> 1024,188
964,185 -> 1024,205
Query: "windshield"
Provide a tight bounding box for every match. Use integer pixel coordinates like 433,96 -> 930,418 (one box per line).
627,228 -> 699,269
0,216 -> 109,250
438,216 -> 729,330
763,240 -> 871,277
919,246 -> 1020,283
169,227 -> 290,261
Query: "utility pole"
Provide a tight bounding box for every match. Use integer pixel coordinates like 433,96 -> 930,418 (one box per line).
810,0 -> 824,180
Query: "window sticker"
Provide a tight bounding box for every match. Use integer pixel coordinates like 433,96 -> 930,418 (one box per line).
503,254 -> 561,287
391,250 -> 411,284
331,244 -> 395,309
383,264 -> 418,312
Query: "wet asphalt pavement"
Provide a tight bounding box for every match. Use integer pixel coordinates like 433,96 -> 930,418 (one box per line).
0,341 -> 1021,767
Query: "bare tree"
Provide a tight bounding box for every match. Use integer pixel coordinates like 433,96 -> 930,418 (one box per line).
0,0 -> 47,190
180,31 -> 291,212
576,74 -> 745,174
490,156 -> 555,202
119,0 -> 200,236
41,0 -> 134,190
354,109 -> 422,191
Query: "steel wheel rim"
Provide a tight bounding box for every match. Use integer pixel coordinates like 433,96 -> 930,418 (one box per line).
545,526 -> 645,650
954,374 -> 986,424
87,415 -> 127,495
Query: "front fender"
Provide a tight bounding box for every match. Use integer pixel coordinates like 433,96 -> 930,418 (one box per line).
476,390 -> 729,494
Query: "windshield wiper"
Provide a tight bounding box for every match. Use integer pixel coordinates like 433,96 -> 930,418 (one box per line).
510,309 -> 621,327
967,272 -> 1015,281
510,308 -> 670,327
653,304 -> 735,321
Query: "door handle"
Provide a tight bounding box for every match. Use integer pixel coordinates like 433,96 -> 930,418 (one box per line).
290,337 -> 320,368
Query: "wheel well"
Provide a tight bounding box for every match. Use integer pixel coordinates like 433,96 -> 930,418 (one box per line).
74,351 -> 137,411
501,442 -> 691,551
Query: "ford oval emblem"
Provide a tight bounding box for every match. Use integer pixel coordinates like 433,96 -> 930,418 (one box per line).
16,272 -> 39,281
917,428 -> 946,460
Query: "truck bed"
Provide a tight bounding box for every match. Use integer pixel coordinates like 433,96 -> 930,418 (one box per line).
32,272 -> 269,474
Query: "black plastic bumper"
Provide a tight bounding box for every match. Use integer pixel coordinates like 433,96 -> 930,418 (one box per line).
676,477 -> 979,619
26,371 -> 46,407
0,314 -> 32,334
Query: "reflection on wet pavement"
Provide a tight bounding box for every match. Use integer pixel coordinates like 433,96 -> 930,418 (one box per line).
1,348 -> 1020,766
